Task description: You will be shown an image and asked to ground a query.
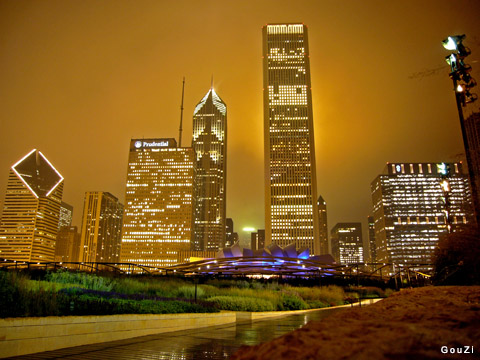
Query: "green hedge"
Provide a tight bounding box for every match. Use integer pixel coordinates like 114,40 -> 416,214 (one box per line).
63,295 -> 218,315
207,296 -> 275,312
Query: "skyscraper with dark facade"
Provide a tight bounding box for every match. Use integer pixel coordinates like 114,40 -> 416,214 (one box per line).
225,218 -> 239,248
79,191 -> 123,263
367,215 -> 377,263
0,149 -> 64,262
331,223 -> 364,265
251,229 -> 266,251
55,226 -> 81,263
263,23 -> 320,254
192,88 -> 227,251
371,162 -> 472,268
120,139 -> 194,268
464,110 -> 480,221
317,196 -> 329,254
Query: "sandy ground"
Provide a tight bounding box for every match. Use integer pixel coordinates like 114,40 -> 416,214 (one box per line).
231,286 -> 480,360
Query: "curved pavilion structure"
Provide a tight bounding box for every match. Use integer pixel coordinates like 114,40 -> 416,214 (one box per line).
167,242 -> 340,276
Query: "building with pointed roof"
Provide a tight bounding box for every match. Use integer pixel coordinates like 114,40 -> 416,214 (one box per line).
192,88 -> 227,251
0,149 -> 64,262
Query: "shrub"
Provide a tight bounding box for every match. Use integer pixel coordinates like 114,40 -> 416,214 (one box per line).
348,286 -> 385,299
45,270 -> 114,291
306,300 -> 329,308
208,296 -> 275,312
293,285 -> 345,306
279,293 -> 308,310
0,271 -> 24,317
112,277 -> 188,297
62,296 -> 218,316
433,226 -> 480,285
175,285 -> 205,299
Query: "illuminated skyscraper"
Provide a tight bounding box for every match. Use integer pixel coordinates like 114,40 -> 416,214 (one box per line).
79,191 -> 123,263
263,23 -> 320,253
120,139 -> 194,268
0,149 -> 64,262
371,162 -> 472,268
192,88 -> 227,251
58,202 -> 73,229
317,196 -> 329,254
367,215 -> 377,262
331,223 -> 364,265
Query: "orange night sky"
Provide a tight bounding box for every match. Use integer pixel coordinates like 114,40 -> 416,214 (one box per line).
1,0 -> 480,244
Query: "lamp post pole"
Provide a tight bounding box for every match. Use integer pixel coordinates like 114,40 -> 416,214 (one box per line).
443,34 -> 479,225
453,80 -> 480,225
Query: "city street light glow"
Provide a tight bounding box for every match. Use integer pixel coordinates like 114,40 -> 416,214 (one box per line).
242,227 -> 255,232
442,36 -> 458,51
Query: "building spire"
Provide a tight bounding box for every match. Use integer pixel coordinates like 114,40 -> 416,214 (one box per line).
178,76 -> 185,147
211,75 -> 214,90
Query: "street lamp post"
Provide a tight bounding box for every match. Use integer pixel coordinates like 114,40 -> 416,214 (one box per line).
442,34 -> 479,225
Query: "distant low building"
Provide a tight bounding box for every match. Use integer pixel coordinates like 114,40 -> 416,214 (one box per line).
55,226 -> 81,263
251,229 -> 265,251
330,223 -> 364,265
225,218 -> 239,248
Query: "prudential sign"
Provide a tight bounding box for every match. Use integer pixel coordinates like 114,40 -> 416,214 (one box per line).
134,140 -> 170,149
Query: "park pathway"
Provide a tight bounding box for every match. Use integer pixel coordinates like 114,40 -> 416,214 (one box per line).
8,308 -> 345,359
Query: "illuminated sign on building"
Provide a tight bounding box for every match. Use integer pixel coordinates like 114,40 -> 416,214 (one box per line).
134,140 -> 170,149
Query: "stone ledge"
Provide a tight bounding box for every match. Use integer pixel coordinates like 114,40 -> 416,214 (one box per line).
0,312 -> 236,358
0,299 -> 383,358
236,298 -> 383,322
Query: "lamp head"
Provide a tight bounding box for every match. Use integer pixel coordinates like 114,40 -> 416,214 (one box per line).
442,35 -> 466,50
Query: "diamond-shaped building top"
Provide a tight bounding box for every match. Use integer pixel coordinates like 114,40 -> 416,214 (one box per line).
12,149 -> 63,198
193,88 -> 226,117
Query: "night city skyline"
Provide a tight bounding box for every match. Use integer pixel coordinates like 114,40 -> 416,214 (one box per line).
1,0 -> 480,244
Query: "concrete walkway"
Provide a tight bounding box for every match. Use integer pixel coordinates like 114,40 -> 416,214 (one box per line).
7,308 -> 346,359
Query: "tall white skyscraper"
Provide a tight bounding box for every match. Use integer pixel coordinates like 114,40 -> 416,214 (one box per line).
192,88 -> 227,251
263,23 -> 320,254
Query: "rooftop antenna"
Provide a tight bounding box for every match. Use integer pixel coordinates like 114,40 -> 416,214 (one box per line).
178,76 -> 185,147
211,74 -> 214,89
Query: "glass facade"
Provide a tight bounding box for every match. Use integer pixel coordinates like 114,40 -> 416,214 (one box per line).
331,223 -> 364,265
192,89 -> 227,251
120,139 -> 194,268
79,191 -> 123,263
0,149 -> 63,262
371,162 -> 473,268
263,23 -> 320,254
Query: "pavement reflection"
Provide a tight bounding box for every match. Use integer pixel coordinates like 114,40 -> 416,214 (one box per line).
9,308 -> 344,359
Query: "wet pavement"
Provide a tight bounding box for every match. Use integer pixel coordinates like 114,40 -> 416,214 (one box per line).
9,308 -> 345,359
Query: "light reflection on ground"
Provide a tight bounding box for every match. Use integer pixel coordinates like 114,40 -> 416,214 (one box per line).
10,308 -> 345,359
